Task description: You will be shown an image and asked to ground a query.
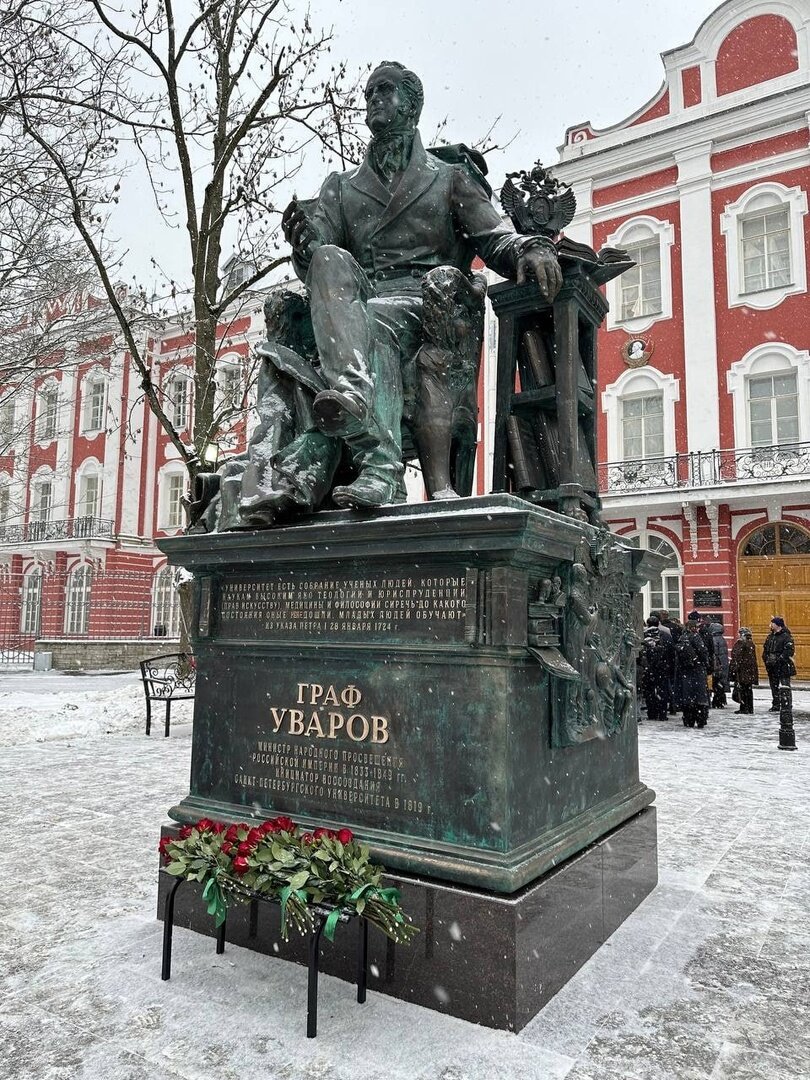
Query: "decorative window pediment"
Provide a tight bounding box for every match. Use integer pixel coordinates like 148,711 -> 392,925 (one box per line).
606,217 -> 675,332
720,183 -> 807,310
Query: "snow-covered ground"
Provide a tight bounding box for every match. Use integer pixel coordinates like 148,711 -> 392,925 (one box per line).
0,671 -> 193,745
1,674 -> 809,1079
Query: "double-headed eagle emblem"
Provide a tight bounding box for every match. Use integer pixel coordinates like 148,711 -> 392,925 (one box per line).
500,162 -> 577,238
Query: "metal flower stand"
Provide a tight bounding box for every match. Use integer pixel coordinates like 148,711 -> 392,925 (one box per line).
160,874 -> 369,1038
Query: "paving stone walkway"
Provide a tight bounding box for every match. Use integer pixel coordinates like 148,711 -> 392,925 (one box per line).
2,686 -> 808,1079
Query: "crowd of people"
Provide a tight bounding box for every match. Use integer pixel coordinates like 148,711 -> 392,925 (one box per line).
638,611 -> 796,729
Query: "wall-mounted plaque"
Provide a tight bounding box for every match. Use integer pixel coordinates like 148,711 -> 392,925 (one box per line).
693,589 -> 722,608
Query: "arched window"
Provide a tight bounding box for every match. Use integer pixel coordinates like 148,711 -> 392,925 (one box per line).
720,183 -> 807,309
741,523 -> 810,557
64,565 -> 92,635
624,531 -> 684,620
605,216 -> 675,331
158,466 -> 187,531
75,460 -> 102,523
20,568 -> 42,635
167,371 -> 193,431
81,369 -> 109,434
151,566 -> 181,638
601,367 -> 680,485
726,343 -> 810,452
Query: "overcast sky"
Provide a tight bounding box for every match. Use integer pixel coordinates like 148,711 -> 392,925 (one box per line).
120,0 -> 725,291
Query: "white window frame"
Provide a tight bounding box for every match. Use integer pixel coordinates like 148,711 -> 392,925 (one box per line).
151,565 -> 181,638
20,567 -> 42,635
64,563 -> 92,635
80,368 -> 109,435
215,358 -> 242,417
76,465 -> 101,520
720,182 -> 807,310
605,216 -> 675,332
727,343 -> 810,450
0,478 -> 10,528
36,382 -> 60,444
158,466 -> 187,532
0,397 -> 15,447
602,367 -> 680,464
624,530 -> 684,621
167,370 -> 193,432
620,393 -> 666,462
31,472 -> 54,524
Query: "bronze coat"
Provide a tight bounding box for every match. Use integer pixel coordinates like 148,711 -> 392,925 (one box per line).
292,133 -> 526,285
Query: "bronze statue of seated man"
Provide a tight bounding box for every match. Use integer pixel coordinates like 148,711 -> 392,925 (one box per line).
198,61 -> 562,531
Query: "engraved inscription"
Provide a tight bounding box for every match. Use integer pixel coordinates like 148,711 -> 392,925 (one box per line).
218,573 -> 468,642
234,682 -> 432,818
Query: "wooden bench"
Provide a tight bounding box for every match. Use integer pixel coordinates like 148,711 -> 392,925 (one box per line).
140,653 -> 196,737
160,874 -> 368,1038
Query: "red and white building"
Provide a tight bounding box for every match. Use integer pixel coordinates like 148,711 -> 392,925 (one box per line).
0,297 -> 263,668
2,0 -> 808,676
549,0 -> 810,675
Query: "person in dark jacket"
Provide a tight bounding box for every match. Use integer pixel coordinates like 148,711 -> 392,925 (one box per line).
678,620 -> 711,728
762,617 -> 796,711
697,612 -> 716,666
641,623 -> 675,721
729,627 -> 759,715
710,621 -> 730,708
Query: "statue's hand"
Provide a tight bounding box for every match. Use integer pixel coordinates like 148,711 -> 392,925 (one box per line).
516,245 -> 563,302
281,197 -> 318,255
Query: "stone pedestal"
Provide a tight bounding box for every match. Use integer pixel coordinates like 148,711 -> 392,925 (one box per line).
158,496 -> 657,894
158,807 -> 657,1031
156,495 -> 660,1028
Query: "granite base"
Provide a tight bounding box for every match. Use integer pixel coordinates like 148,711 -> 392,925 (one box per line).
157,806 -> 657,1031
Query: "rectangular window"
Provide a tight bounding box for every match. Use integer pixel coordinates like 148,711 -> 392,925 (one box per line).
32,480 -> 53,523
83,379 -> 106,432
748,372 -> 799,446
620,239 -> 662,321
621,394 -> 664,460
64,566 -> 91,635
0,486 -> 9,524
165,474 -> 185,529
38,388 -> 58,442
171,377 -> 190,430
79,475 -> 100,519
218,365 -> 241,411
0,400 -> 14,444
741,208 -> 791,294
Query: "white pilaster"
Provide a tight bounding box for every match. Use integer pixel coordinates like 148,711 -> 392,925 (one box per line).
676,143 -> 720,452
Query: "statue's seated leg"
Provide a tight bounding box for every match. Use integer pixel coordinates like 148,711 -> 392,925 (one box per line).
306,246 -> 415,508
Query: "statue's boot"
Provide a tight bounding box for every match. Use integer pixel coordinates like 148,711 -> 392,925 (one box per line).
332,469 -> 402,509
312,390 -> 367,438
237,487 -> 298,527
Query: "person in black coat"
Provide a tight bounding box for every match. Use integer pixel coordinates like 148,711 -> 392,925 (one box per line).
678,619 -> 711,728
729,627 -> 759,715
709,621 -> 730,709
762,617 -> 796,711
641,623 -> 675,721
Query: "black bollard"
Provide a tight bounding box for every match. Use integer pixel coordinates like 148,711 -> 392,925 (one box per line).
778,683 -> 797,751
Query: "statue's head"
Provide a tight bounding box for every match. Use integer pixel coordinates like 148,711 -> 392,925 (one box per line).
365,61 -> 423,136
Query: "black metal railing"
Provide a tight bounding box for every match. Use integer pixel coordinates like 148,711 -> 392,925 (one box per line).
0,517 -> 115,544
598,441 -> 810,493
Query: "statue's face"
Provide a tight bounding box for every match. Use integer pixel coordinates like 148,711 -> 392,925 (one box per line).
365,68 -> 411,135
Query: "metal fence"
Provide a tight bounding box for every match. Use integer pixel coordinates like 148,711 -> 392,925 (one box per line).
598,441 -> 810,494
0,566 -> 171,667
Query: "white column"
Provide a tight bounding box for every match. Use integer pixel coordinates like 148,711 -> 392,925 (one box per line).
676,143 -> 720,452
565,179 -> 594,248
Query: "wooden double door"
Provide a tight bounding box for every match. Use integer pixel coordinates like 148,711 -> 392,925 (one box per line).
738,523 -> 810,679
